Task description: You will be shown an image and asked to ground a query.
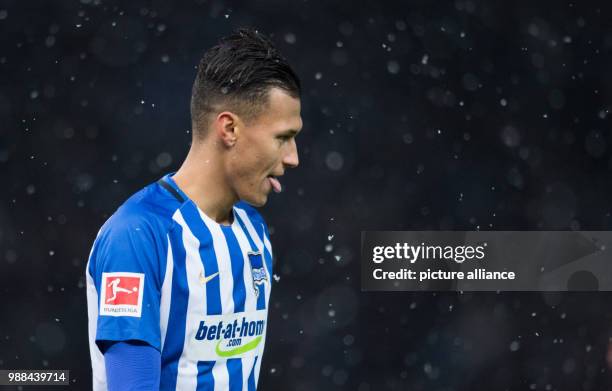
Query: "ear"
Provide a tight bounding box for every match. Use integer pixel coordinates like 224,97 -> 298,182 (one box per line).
214,111 -> 241,148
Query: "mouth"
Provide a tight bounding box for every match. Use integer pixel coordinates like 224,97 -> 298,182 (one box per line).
266,175 -> 282,193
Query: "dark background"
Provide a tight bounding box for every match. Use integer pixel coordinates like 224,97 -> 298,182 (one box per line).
2,0 -> 612,390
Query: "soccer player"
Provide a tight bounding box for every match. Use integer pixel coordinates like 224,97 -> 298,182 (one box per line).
85,28 -> 302,390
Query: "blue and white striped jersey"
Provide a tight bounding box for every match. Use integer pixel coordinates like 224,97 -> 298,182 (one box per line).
86,172 -> 273,390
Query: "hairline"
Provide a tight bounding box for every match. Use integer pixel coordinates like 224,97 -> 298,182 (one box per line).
192,85 -> 299,141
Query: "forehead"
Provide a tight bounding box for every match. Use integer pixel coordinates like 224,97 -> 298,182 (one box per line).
252,87 -> 302,132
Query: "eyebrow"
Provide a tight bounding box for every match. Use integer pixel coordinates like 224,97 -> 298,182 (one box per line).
282,129 -> 300,136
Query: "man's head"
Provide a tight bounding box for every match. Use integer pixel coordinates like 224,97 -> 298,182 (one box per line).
190,28 -> 303,207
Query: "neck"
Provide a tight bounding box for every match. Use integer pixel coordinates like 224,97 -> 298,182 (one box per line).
172,141 -> 237,225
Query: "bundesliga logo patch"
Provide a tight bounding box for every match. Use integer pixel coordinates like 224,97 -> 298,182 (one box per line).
100,272 -> 145,317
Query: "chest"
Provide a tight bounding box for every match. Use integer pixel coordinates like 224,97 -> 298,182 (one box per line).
170,224 -> 271,315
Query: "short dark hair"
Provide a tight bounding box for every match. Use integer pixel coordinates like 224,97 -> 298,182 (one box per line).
191,28 -> 301,138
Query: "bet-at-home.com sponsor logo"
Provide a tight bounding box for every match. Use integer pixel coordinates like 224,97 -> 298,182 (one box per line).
187,310 -> 267,361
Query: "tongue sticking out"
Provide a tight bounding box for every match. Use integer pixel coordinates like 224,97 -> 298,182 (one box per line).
268,176 -> 282,193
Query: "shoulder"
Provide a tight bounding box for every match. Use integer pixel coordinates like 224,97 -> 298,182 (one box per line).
89,180 -> 182,279
98,180 -> 182,245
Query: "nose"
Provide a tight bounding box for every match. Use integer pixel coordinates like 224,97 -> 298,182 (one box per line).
282,138 -> 299,168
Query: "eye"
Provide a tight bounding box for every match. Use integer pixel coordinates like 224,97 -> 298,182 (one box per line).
277,135 -> 291,143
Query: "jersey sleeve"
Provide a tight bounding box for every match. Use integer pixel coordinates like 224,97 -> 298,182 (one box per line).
88,209 -> 168,352
104,341 -> 161,390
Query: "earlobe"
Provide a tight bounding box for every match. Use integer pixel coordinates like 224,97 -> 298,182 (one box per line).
225,126 -> 237,147
221,136 -> 235,148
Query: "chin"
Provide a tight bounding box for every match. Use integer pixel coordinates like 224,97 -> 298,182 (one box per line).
240,193 -> 268,207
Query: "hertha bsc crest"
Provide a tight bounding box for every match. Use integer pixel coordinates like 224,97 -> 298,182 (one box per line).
247,250 -> 267,297
251,267 -> 267,297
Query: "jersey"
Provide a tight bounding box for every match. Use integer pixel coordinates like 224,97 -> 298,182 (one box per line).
86,172 -> 274,391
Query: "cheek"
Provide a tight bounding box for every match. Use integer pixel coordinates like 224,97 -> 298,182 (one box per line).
230,158 -> 265,188
230,140 -> 279,184
247,144 -> 280,170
